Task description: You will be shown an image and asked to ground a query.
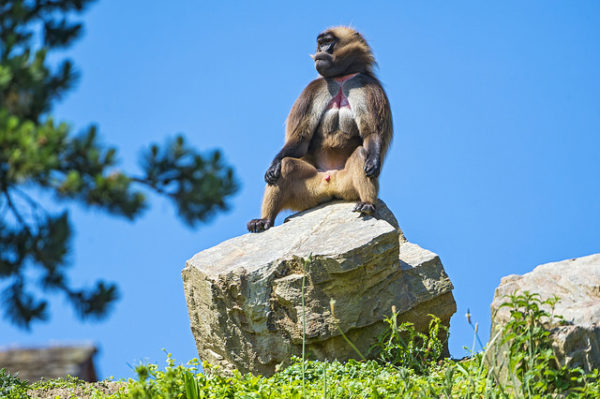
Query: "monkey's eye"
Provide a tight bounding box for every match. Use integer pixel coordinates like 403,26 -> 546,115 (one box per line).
318,36 -> 336,53
318,35 -> 334,46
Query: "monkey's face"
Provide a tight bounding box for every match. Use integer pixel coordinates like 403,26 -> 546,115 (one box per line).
313,27 -> 373,78
314,32 -> 337,76
314,31 -> 351,78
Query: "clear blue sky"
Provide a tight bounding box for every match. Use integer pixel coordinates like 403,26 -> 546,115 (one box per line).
1,1 -> 599,379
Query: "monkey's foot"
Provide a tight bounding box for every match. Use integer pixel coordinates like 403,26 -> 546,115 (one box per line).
247,218 -> 273,233
353,202 -> 376,216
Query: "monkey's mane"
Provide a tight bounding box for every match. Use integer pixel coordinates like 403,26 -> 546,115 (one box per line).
325,26 -> 377,75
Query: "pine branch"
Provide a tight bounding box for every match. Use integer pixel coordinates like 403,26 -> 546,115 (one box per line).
3,189 -> 31,234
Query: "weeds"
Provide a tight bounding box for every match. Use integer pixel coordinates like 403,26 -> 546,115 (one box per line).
9,291 -> 600,398
493,291 -> 596,397
0,368 -> 28,399
372,307 -> 447,373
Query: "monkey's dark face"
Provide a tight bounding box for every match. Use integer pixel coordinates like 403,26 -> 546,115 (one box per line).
314,32 -> 350,78
313,28 -> 373,78
314,32 -> 336,72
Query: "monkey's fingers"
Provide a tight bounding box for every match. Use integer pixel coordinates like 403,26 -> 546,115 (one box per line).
247,218 -> 273,233
264,163 -> 282,184
364,158 -> 381,178
264,173 -> 279,185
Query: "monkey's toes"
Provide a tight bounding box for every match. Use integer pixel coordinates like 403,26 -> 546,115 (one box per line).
353,202 -> 376,216
247,218 -> 272,233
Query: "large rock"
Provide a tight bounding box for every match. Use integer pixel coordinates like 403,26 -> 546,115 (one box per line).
490,253 -> 600,372
182,200 -> 456,376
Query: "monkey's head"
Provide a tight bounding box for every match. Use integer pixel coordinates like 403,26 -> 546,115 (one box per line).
312,26 -> 376,78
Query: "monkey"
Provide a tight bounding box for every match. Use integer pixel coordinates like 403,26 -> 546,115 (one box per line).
247,26 -> 393,233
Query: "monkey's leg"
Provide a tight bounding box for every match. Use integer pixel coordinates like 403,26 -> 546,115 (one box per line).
333,146 -> 379,215
247,158 -> 328,232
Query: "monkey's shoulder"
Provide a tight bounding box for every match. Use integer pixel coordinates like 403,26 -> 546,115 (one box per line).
300,77 -> 328,94
289,78 -> 327,117
348,74 -> 391,112
349,74 -> 387,94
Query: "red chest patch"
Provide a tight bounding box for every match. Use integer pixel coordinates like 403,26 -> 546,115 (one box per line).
327,73 -> 358,110
328,88 -> 349,109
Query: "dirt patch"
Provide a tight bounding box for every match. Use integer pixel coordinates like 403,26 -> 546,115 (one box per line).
27,380 -> 126,398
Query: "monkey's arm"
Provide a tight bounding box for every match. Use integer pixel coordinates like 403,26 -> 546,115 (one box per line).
265,79 -> 324,184
357,77 -> 393,178
363,134 -> 383,178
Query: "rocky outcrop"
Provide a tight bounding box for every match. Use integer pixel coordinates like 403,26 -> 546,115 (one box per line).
182,200 -> 456,376
490,253 -> 600,372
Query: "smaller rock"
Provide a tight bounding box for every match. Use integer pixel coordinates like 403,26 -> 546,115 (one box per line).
490,253 -> 600,372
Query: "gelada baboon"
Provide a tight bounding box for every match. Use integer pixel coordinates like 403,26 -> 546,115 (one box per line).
247,26 -> 393,232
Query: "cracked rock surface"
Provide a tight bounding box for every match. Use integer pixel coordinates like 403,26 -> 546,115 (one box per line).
182,200 -> 456,376
491,253 -> 600,372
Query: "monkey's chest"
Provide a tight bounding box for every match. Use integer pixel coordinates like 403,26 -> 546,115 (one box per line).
317,107 -> 359,142
313,79 -> 363,152
317,81 -> 363,138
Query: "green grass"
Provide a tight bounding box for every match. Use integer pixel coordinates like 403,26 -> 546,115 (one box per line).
3,292 -> 600,398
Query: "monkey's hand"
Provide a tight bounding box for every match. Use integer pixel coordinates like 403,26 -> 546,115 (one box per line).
364,156 -> 381,178
265,160 -> 282,184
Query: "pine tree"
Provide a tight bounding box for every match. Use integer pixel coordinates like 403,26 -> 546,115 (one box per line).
0,0 -> 238,328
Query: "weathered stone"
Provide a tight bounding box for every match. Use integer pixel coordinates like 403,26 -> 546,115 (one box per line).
0,345 -> 98,382
490,253 -> 600,372
182,200 -> 456,376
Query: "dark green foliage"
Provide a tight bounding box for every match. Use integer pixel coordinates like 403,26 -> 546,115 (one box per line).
138,136 -> 237,227
0,0 -> 238,328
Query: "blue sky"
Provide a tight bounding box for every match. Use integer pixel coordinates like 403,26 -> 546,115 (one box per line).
1,1 -> 599,379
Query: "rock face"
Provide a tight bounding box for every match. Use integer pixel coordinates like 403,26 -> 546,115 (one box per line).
490,253 -> 600,372
182,200 -> 456,376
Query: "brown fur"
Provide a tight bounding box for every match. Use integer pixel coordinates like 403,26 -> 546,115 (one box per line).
248,27 -> 393,233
